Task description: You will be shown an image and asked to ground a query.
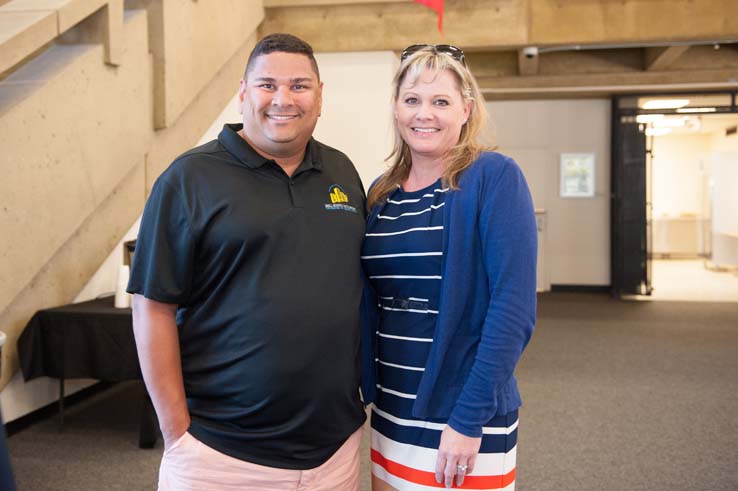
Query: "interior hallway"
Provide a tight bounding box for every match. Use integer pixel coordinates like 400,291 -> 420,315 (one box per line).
7,292 -> 738,490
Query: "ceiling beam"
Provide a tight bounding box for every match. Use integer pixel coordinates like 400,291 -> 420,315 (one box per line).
530,0 -> 738,46
261,0 -> 738,52
644,46 -> 690,71
480,69 -> 738,99
471,46 -> 738,98
261,0 -> 526,51
264,0 -> 409,5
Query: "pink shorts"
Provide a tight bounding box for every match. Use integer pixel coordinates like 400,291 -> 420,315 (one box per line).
157,426 -> 363,491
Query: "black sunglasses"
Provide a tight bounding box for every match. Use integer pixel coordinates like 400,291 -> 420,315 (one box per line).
401,44 -> 466,66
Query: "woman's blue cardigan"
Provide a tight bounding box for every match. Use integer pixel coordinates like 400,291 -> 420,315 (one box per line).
360,152 -> 538,438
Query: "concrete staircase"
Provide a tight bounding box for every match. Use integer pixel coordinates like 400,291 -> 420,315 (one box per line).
0,0 -> 264,404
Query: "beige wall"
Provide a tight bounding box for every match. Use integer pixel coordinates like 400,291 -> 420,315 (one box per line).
0,10 -> 151,418
313,51 -> 399,188
0,11 -> 152,319
651,134 -> 711,219
707,130 -> 738,266
487,99 -> 612,286
708,128 -> 738,238
649,125 -> 738,260
149,0 -> 264,128
709,130 -> 738,153
650,133 -> 712,256
710,152 -> 738,236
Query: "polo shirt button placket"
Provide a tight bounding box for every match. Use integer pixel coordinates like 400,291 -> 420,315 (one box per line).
287,178 -> 296,206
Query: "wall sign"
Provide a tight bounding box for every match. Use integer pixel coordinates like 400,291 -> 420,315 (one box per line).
560,153 -> 595,198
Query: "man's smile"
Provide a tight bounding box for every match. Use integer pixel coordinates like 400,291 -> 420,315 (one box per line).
266,113 -> 299,121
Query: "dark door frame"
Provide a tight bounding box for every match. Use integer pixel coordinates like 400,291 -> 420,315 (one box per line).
610,90 -> 738,298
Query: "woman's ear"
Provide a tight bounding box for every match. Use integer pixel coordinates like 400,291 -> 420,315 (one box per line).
463,100 -> 472,124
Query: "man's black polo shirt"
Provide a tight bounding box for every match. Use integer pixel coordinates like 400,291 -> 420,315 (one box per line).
128,123 -> 367,469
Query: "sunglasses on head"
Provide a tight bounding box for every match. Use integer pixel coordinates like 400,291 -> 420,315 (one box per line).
401,44 -> 466,66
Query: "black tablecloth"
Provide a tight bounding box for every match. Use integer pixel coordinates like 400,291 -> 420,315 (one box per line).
17,296 -> 141,382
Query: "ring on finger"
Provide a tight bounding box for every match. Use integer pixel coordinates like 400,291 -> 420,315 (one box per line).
456,464 -> 468,474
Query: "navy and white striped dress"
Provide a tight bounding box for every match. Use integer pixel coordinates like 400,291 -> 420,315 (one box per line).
362,179 -> 518,490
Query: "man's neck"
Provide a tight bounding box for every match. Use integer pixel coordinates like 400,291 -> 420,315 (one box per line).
238,129 -> 306,177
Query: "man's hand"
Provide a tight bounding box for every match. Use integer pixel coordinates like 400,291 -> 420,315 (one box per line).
434,425 -> 482,488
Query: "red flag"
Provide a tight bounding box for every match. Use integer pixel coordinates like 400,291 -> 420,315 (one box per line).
414,0 -> 444,34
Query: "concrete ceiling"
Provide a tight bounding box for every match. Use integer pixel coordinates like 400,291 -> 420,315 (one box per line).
260,0 -> 738,99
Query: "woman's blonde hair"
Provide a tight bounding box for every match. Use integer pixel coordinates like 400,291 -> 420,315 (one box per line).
367,46 -> 490,209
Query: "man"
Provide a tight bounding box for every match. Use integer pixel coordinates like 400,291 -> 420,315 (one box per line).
128,33 -> 366,490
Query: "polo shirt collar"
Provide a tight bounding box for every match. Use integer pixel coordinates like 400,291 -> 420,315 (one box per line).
218,123 -> 322,172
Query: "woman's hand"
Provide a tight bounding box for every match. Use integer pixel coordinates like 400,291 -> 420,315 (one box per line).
435,425 -> 482,488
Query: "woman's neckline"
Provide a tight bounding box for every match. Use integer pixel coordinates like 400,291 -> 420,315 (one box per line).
396,177 -> 443,197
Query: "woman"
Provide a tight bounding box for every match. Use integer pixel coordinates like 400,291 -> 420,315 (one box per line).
361,45 -> 537,490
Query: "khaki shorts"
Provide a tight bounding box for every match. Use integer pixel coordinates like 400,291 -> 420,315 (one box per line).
158,427 -> 363,491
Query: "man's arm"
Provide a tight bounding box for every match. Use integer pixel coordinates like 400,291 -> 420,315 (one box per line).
131,294 -> 190,449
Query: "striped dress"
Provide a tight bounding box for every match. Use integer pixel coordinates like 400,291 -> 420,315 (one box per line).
362,180 -> 518,490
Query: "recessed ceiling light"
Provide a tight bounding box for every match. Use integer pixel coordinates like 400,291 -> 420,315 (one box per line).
675,107 -> 717,113
636,114 -> 664,123
642,99 -> 690,110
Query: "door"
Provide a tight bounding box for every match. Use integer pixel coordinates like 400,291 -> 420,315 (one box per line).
612,107 -> 650,296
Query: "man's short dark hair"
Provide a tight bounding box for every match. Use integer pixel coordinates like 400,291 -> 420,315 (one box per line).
244,33 -> 320,81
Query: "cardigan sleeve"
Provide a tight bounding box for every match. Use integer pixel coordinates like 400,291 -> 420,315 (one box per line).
359,177 -> 385,406
447,157 -> 538,437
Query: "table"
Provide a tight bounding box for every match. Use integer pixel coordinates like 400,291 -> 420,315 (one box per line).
17,296 -> 158,448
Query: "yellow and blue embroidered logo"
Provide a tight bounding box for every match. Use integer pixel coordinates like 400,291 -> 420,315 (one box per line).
325,184 -> 358,214
329,185 -> 349,204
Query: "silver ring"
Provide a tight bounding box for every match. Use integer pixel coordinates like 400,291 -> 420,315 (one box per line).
456,464 -> 468,474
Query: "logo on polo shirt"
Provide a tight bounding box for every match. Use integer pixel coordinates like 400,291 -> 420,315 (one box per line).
329,185 -> 349,204
325,184 -> 358,214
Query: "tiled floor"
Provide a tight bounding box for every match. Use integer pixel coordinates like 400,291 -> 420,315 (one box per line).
649,258 -> 738,302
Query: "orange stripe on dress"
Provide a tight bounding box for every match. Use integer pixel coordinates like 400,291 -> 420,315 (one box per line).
371,449 -> 516,489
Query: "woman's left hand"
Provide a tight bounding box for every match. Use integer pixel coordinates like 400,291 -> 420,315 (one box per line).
435,425 -> 482,488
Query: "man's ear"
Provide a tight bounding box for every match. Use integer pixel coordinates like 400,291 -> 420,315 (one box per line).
317,81 -> 324,117
237,79 -> 247,114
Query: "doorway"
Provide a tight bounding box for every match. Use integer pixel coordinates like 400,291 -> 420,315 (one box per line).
611,92 -> 738,301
